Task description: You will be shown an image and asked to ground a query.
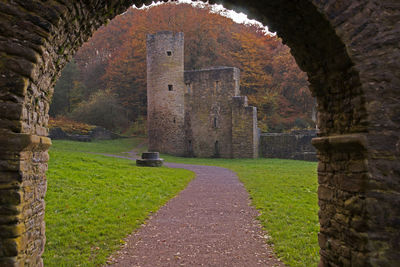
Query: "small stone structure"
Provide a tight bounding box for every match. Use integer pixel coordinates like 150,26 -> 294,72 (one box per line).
260,130 -> 317,161
136,152 -> 164,167
147,32 -> 258,158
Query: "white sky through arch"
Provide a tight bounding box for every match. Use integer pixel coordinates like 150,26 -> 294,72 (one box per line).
136,0 -> 274,35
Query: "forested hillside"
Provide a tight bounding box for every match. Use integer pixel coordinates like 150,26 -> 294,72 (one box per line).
50,3 -> 315,133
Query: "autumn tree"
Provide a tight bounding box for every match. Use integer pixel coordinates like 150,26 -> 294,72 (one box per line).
50,59 -> 85,116
51,2 -> 315,133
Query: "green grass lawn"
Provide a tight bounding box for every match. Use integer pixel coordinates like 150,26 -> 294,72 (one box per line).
43,139 -> 194,266
50,137 -> 146,155
162,155 -> 319,266
44,138 -> 319,266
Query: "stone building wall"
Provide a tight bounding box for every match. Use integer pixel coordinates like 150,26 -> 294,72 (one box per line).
260,130 -> 317,161
184,67 -> 240,158
148,32 -> 258,158
0,2 -> 134,266
146,32 -> 186,156
232,96 -> 259,158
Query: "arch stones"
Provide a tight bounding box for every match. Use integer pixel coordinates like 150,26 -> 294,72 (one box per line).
0,0 -> 399,266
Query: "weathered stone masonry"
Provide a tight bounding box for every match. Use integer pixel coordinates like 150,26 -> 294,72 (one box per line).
0,0 -> 399,266
147,32 -> 258,158
147,32 -> 186,156
260,130 -> 317,161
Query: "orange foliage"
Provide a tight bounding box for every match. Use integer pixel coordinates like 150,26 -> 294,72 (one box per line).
74,3 -> 314,132
49,116 -> 95,135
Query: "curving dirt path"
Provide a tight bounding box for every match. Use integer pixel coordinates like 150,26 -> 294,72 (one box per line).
106,161 -> 283,266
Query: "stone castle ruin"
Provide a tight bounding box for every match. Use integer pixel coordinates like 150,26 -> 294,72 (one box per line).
1,1 -> 398,266
147,31 -> 258,158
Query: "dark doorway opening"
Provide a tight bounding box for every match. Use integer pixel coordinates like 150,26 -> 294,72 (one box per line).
188,140 -> 194,157
214,140 -> 220,158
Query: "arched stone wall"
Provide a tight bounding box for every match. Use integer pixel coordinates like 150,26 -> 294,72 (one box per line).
0,0 -> 398,266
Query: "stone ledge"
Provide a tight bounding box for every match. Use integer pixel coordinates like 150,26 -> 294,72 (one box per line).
312,134 -> 367,152
0,133 -> 51,152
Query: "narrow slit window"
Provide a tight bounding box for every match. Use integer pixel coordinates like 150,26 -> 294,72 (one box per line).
168,84 -> 173,91
186,82 -> 191,94
215,80 -> 219,91
167,51 -> 172,56
173,118 -> 176,123
214,117 -> 217,128
188,140 -> 193,155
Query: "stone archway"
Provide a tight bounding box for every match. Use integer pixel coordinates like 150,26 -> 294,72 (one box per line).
0,1 -> 398,266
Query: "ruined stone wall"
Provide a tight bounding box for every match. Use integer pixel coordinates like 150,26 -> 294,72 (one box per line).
148,35 -> 257,159
259,131 -> 317,161
232,96 -> 258,158
146,32 -> 186,156
0,1 -> 135,266
184,67 -> 239,158
223,1 -> 399,264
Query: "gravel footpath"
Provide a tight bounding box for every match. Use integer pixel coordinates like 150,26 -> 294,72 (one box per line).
106,161 -> 283,266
